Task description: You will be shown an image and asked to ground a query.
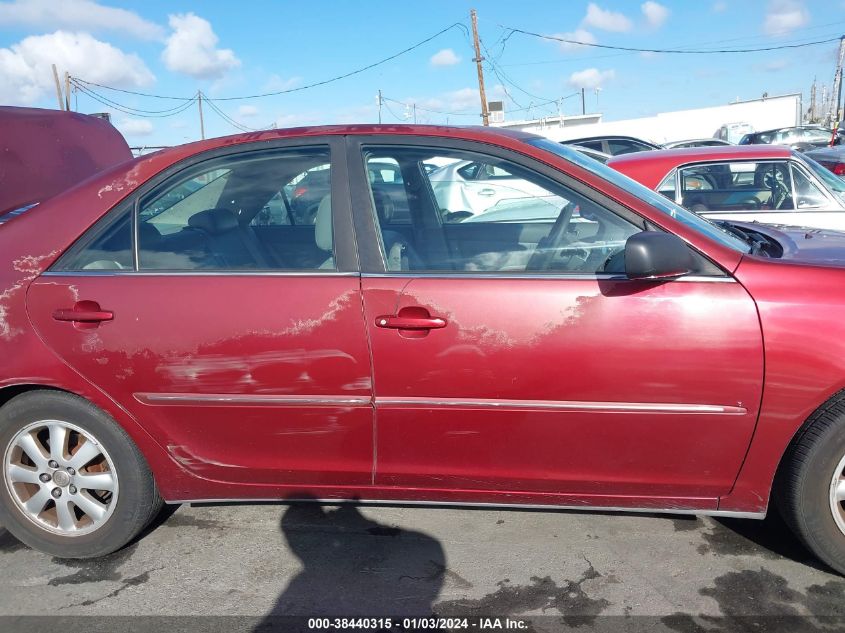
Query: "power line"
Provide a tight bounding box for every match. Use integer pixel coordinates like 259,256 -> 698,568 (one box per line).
71,22 -> 468,102
201,93 -> 276,132
501,27 -> 843,55
382,96 -> 477,117
70,80 -> 196,114
73,83 -> 197,118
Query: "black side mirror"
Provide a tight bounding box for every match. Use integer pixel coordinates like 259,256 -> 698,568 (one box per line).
624,231 -> 693,281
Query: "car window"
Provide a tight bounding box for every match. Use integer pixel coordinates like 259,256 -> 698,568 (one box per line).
527,138 -> 751,253
791,164 -> 828,209
55,146 -> 336,272
573,140 -> 604,152
363,146 -> 642,275
52,203 -> 134,271
657,170 -> 677,201
677,161 -> 793,212
608,139 -> 651,155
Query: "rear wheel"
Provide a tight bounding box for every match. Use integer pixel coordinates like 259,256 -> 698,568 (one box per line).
0,390 -> 162,558
778,398 -> 845,575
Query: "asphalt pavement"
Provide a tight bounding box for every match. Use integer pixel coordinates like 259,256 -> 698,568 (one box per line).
1,502 -> 845,631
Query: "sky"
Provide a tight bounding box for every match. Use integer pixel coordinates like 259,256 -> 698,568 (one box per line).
0,0 -> 842,147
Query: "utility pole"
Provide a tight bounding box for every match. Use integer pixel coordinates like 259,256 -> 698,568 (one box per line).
51,64 -> 64,110
197,91 -> 205,140
810,77 -> 817,122
470,9 -> 490,126
831,36 -> 845,123
581,88 -> 586,115
413,103 -> 417,124
377,89 -> 382,124
64,72 -> 71,111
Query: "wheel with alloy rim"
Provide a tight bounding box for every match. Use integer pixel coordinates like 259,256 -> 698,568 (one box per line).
0,391 -> 163,558
778,397 -> 845,575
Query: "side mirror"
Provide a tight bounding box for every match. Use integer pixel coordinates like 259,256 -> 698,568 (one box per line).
624,231 -> 693,281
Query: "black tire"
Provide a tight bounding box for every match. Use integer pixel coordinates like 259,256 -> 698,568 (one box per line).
0,390 -> 162,558
777,396 -> 845,575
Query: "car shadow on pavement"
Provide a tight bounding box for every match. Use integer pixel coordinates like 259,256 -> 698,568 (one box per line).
254,496 -> 445,627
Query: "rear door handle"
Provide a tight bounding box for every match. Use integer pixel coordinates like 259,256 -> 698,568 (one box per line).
52,301 -> 113,323
477,188 -> 496,196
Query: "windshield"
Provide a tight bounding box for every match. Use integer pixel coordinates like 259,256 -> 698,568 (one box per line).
800,154 -> 845,197
526,138 -> 751,253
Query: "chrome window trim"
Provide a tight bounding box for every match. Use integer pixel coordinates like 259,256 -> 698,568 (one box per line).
360,272 -> 735,283
41,270 -> 359,278
134,393 -> 371,406
376,397 -> 746,415
170,497 -> 765,520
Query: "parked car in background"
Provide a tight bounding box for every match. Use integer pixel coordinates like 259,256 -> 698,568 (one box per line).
663,138 -> 733,149
427,158 -> 563,220
715,122 -> 753,144
608,145 -> 845,230
738,126 -> 833,152
0,106 -> 131,219
562,135 -> 661,156
804,145 -> 845,177
13,125 -> 845,577
570,145 -> 612,164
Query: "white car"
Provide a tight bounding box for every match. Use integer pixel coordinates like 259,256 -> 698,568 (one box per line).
427,159 -> 563,218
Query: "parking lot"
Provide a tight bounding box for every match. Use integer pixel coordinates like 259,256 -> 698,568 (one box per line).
2,502 -> 844,630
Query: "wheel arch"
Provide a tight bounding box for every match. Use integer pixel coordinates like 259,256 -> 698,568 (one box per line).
0,381 -> 196,501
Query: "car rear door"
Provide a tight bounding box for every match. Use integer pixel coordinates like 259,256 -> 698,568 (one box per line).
349,135 -> 764,510
26,138 -> 375,491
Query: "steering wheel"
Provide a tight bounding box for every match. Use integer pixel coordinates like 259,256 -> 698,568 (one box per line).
526,202 -> 576,272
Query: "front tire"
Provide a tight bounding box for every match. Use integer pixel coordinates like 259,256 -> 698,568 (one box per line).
778,397 -> 845,575
0,390 -> 162,558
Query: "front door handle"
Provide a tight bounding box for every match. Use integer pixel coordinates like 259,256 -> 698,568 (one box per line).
477,188 -> 496,196
376,306 -> 446,331
52,301 -> 114,324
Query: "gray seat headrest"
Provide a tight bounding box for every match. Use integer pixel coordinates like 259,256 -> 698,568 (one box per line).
315,195 -> 332,252
188,208 -> 239,235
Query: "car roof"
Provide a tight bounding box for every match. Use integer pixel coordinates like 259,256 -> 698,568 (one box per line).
607,144 -> 794,189
564,135 -> 656,144
150,124 -> 541,160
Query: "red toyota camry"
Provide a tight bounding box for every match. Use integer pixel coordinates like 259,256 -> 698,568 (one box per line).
3,124 -> 845,574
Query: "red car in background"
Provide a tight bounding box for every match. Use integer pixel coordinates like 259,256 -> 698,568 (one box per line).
4,125 -> 845,576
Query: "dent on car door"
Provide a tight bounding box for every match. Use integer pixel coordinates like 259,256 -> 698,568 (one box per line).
26,141 -> 375,490
351,138 -> 764,509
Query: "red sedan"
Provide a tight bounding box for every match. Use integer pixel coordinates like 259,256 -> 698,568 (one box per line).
2,125 -> 845,574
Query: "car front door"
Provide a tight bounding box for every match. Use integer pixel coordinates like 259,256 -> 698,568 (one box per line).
26,139 -> 374,490
350,136 -> 764,509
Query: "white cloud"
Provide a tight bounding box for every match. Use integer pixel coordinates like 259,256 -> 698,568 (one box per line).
275,112 -> 319,128
568,67 -> 615,89
763,0 -> 809,36
0,30 -> 154,105
582,3 -> 632,32
0,0 -> 163,40
430,48 -> 461,66
641,1 -> 670,28
262,74 -> 301,92
161,13 -> 240,79
237,104 -> 258,118
553,29 -> 597,53
759,58 -> 790,71
713,1 -> 728,11
115,118 -> 153,137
